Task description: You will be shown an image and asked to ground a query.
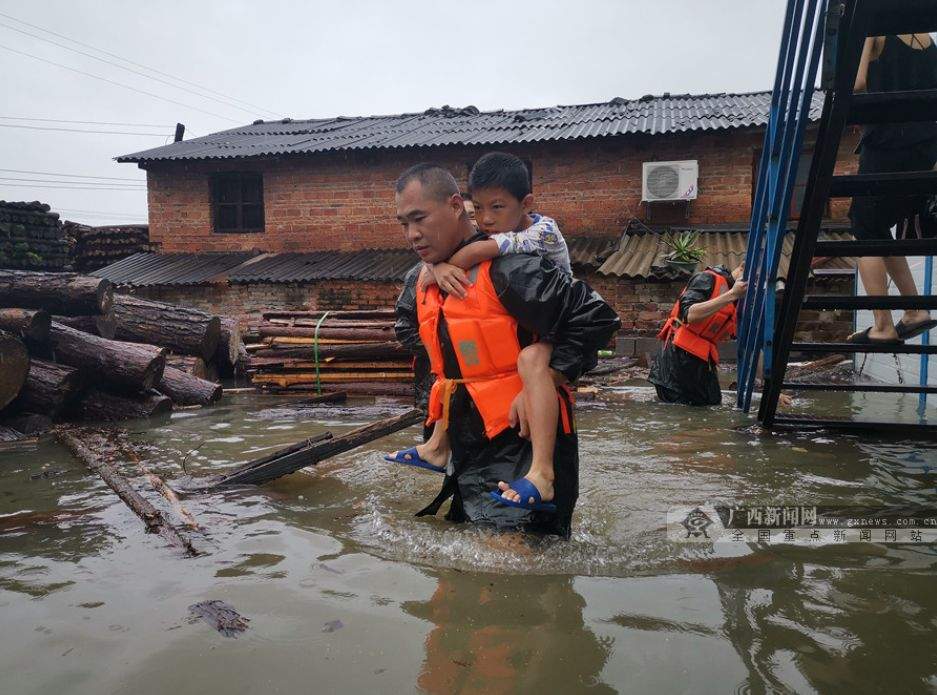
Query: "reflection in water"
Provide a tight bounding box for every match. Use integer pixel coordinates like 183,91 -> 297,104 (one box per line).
404,571 -> 614,694
1,392 -> 936,692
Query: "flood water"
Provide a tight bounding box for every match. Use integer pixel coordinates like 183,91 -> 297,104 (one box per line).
2,388 -> 937,694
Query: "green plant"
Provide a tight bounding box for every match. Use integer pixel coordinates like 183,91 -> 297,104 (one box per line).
663,231 -> 704,265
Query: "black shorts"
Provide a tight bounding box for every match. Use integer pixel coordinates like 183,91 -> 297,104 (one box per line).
848,139 -> 937,241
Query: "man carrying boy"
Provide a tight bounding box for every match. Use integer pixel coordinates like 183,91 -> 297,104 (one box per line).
390,153 -> 576,511
390,163 -> 619,537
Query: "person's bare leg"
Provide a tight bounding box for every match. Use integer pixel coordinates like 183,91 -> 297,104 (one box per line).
884,256 -> 931,328
392,420 -> 450,469
852,256 -> 899,340
498,342 -> 557,504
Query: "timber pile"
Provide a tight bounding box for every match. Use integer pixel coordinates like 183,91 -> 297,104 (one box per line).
0,201 -> 69,271
64,222 -> 155,272
0,270 -> 237,432
246,309 -> 413,397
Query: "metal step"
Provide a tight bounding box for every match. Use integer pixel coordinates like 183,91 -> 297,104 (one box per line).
867,0 -> 937,36
813,238 -> 937,257
829,171 -> 937,198
802,295 -> 937,310
848,89 -> 937,124
782,382 -> 937,394
790,342 -> 937,354
770,415 -> 937,435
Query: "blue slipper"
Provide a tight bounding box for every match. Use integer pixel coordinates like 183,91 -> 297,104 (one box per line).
489,477 -> 557,512
384,447 -> 446,474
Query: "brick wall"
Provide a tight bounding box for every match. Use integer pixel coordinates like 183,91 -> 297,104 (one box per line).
141,126 -> 861,254
584,271 -> 854,343
130,272 -> 853,349
131,280 -> 402,332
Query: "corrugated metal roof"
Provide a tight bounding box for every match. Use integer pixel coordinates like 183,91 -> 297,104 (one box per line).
566,236 -> 619,271
228,249 -> 419,283
118,91 -> 824,163
597,228 -> 855,280
91,251 -> 257,286
92,249 -> 420,286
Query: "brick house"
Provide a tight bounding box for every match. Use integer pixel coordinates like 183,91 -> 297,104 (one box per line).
103,91 -> 859,345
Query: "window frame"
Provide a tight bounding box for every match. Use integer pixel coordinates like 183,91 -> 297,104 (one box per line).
210,172 -> 265,234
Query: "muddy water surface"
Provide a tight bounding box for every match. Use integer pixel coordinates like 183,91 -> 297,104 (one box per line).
1,390 -> 936,694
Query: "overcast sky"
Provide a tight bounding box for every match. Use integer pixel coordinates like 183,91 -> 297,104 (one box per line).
0,0 -> 788,225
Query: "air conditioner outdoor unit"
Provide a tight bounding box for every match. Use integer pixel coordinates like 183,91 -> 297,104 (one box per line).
641,160 -> 698,202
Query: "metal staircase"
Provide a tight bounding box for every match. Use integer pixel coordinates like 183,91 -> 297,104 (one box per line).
737,0 -> 937,434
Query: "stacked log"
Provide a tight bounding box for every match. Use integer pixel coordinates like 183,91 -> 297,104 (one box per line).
0,330 -> 29,409
0,270 -> 238,425
0,201 -> 69,271
65,222 -> 154,272
246,309 -> 413,396
112,294 -> 220,361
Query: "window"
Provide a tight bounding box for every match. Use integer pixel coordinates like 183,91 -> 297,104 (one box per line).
211,172 -> 264,233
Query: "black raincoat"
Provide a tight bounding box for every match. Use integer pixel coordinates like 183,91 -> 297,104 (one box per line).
648,265 -> 735,406
395,238 -> 621,538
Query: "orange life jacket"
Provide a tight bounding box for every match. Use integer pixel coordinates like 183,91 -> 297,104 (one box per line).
417,260 -> 526,439
656,269 -> 737,363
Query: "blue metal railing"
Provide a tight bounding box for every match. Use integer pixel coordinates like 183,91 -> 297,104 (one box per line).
919,255 -> 933,417
736,0 -> 828,412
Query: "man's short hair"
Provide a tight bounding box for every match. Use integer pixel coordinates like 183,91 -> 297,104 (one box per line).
468,152 -> 531,201
395,163 -> 460,202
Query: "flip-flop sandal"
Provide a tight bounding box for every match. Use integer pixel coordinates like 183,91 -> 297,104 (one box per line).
846,327 -> 904,345
489,477 -> 557,513
383,447 -> 446,474
895,318 -> 937,341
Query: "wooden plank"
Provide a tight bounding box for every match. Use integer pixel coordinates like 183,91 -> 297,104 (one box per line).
207,408 -> 424,487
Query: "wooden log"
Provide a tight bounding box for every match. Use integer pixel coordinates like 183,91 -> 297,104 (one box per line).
251,341 -> 408,360
282,391 -> 348,406
0,330 -> 29,410
251,371 -> 413,386
110,435 -> 200,530
156,365 -> 222,406
0,308 -> 50,342
248,358 -> 412,370
259,325 -> 396,341
262,309 -> 395,321
52,312 -> 117,340
210,408 -> 424,487
0,425 -> 24,442
1,412 -> 53,435
0,270 -> 113,315
55,429 -> 197,555
165,354 -> 209,379
112,294 -> 220,360
267,337 -> 375,346
214,317 -> 241,372
269,383 -> 411,397
10,358 -> 82,417
49,322 -> 166,391
73,388 -> 172,422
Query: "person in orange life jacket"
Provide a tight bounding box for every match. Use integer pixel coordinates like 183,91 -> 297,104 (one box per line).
391,164 -> 620,538
390,152 -> 573,511
649,264 -> 746,406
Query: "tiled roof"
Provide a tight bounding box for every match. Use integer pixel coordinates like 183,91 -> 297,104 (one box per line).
117,91 -> 824,163
596,225 -> 855,280
91,251 -> 258,286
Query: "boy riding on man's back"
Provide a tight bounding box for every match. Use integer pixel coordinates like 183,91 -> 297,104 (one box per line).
387,152 -> 572,511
